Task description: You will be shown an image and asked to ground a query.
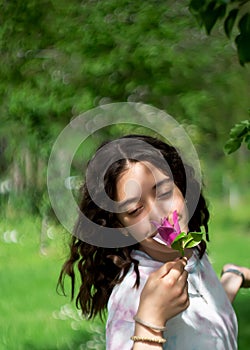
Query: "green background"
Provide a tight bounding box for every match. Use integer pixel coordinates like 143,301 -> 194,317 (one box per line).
0,0 -> 250,349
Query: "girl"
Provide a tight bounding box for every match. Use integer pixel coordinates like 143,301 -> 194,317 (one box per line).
58,134 -> 248,349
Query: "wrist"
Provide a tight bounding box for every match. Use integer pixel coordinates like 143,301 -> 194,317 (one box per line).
132,324 -> 165,349
134,315 -> 167,332
135,309 -> 167,328
134,322 -> 163,336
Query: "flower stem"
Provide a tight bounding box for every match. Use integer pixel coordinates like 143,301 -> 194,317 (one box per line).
180,242 -> 185,257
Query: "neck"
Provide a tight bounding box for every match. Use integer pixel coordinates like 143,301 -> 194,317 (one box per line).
139,247 -> 193,263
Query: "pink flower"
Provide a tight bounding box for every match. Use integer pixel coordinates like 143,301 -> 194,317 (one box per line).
152,210 -> 204,256
152,210 -> 181,247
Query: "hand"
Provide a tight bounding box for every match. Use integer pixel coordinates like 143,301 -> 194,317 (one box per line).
136,258 -> 189,327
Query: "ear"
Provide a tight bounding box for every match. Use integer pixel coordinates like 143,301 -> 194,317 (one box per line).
118,227 -> 130,237
116,218 -> 130,237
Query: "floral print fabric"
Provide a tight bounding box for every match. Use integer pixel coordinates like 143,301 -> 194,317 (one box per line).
106,249 -> 238,350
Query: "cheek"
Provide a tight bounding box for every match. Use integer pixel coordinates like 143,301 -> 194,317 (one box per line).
153,197 -> 177,219
176,197 -> 188,217
121,216 -> 155,241
174,197 -> 189,230
159,200 -> 174,214
171,188 -> 187,213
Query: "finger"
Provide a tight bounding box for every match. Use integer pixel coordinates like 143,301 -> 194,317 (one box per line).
176,273 -> 189,302
170,259 -> 188,276
161,260 -> 187,283
179,282 -> 190,309
174,256 -> 188,261
182,256 -> 188,264
154,257 -> 188,278
177,270 -> 189,285
155,261 -> 176,277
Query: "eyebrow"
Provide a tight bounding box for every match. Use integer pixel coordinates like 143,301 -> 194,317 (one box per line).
117,197 -> 141,211
153,177 -> 172,190
117,178 -> 173,211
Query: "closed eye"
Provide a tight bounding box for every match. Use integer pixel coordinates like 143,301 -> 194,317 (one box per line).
157,190 -> 173,199
127,206 -> 143,216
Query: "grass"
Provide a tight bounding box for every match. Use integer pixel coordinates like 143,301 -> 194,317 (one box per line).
207,195 -> 250,350
0,216 -> 106,350
0,192 -> 250,349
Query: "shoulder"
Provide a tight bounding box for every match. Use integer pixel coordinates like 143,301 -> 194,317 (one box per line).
107,250 -> 158,319
106,251 -> 158,349
107,270 -> 140,325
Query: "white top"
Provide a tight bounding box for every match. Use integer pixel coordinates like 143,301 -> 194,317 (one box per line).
106,249 -> 238,350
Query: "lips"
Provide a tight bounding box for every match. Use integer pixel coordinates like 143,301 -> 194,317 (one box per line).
147,230 -> 168,246
152,232 -> 168,246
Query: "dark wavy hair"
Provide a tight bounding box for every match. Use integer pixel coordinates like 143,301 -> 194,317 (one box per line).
57,134 -> 210,320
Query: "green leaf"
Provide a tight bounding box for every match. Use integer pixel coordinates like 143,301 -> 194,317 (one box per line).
224,8 -> 239,38
224,138 -> 242,154
225,120 -> 250,154
245,134 -> 250,150
202,2 -> 227,35
235,14 -> 250,65
229,122 -> 248,138
171,232 -> 186,251
183,235 -> 195,246
201,1 -> 216,34
184,239 -> 202,248
171,231 -> 204,251
172,232 -> 187,243
238,13 -> 250,34
236,33 -> 250,65
189,232 -> 204,239
182,232 -> 203,248
171,239 -> 183,252
189,0 -> 206,12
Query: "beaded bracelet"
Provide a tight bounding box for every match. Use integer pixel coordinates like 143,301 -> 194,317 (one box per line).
133,316 -> 167,332
131,336 -> 166,344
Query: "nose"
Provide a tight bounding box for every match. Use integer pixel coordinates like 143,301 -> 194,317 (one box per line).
148,199 -> 165,224
166,212 -> 175,226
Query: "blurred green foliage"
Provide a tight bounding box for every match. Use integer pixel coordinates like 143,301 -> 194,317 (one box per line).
0,0 -> 249,213
0,2 -> 249,349
189,0 -> 250,65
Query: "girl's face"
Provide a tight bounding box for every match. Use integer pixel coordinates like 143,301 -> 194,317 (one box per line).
115,161 -> 189,262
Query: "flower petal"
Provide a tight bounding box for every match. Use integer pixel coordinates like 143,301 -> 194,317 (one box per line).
158,226 -> 175,237
168,231 -> 179,245
172,210 -> 181,234
151,212 -> 183,247
153,233 -> 169,246
153,230 -> 179,246
158,227 -> 179,245
151,221 -> 161,229
161,217 -> 173,228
